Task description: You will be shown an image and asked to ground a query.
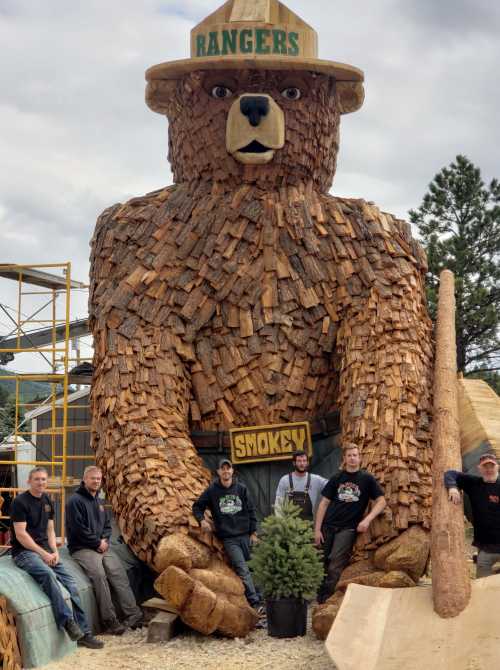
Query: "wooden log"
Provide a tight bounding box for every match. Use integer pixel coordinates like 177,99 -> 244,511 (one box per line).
146,611 -> 179,643
431,270 -> 471,618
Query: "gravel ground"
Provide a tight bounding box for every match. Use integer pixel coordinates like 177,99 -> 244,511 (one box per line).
41,625 -> 335,670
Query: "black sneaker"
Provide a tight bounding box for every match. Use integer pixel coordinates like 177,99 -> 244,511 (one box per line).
64,619 -> 84,641
122,613 -> 144,630
105,619 -> 126,636
77,634 -> 104,649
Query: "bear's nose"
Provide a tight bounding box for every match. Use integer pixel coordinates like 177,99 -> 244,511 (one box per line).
240,96 -> 269,127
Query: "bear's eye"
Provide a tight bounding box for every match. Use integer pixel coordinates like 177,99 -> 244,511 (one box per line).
281,87 -> 302,101
211,85 -> 233,99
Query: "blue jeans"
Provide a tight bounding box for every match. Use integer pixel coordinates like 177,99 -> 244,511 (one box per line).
223,535 -> 260,607
14,550 -> 90,633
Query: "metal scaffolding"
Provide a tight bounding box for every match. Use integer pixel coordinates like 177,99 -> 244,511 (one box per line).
0,263 -> 92,549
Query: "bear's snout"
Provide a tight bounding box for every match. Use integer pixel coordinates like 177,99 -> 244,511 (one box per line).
226,93 -> 285,165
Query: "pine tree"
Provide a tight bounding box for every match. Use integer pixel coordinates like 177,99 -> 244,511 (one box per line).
249,501 -> 324,600
0,396 -> 22,441
409,155 -> 500,376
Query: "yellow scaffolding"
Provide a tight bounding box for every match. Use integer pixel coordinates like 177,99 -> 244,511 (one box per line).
0,263 -> 91,549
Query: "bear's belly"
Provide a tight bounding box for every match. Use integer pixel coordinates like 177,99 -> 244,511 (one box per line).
189,321 -> 339,431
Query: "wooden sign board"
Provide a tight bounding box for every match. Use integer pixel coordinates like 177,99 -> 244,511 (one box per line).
230,421 -> 312,465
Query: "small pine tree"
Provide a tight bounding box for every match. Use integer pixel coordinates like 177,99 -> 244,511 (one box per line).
249,501 -> 324,600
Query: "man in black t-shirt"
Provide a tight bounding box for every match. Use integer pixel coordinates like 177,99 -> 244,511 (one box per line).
314,444 -> 386,602
445,452 -> 500,577
10,467 -> 103,649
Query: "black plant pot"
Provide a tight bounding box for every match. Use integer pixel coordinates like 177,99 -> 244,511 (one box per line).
266,597 -> 307,638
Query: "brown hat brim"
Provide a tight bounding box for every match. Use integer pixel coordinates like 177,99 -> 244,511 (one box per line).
146,55 -> 363,83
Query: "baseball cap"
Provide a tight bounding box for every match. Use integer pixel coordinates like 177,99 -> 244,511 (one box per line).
218,458 -> 233,469
478,453 -> 498,466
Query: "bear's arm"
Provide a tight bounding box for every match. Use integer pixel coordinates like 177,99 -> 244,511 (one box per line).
332,199 -> 433,548
89,191 -> 211,564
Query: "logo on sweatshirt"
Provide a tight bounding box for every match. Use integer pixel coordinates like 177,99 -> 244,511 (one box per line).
338,482 -> 361,503
219,495 -> 243,515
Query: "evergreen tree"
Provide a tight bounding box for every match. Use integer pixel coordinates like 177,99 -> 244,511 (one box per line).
249,501 -> 323,600
409,155 -> 500,376
0,396 -> 22,441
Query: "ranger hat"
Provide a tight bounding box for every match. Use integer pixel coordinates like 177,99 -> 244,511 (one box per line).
146,0 -> 364,114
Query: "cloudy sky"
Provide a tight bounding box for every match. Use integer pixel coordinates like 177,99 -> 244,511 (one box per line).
1,0 -> 499,370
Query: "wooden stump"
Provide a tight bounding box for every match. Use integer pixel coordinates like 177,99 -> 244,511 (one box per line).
147,612 -> 179,643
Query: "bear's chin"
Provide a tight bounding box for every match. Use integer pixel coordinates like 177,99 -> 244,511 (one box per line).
232,149 -> 275,165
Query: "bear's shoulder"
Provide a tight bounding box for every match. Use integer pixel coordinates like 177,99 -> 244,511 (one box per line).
92,185 -> 177,239
320,193 -> 428,273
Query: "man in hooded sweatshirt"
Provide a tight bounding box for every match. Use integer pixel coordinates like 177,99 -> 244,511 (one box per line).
65,466 -> 143,634
192,458 -> 262,612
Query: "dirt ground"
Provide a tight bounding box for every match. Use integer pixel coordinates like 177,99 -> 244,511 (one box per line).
41,626 -> 335,670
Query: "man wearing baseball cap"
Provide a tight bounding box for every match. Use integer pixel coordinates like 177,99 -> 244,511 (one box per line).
192,459 -> 262,612
445,452 -> 500,577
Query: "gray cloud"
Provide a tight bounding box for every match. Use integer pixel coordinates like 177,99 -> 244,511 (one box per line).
398,0 -> 500,38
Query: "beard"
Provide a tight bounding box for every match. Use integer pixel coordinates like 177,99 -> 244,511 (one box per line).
295,464 -> 308,473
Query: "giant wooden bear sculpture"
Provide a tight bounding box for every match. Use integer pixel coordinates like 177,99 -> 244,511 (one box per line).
89,0 -> 433,637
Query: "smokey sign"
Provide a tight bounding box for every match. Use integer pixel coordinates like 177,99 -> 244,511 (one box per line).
230,421 -> 312,464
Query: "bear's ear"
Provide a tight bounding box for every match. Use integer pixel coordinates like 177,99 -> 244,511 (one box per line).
337,81 -> 365,115
146,80 -> 180,115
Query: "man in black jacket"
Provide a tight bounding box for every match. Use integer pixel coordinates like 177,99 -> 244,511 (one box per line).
66,466 -> 143,634
445,452 -> 500,577
192,459 -> 261,611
